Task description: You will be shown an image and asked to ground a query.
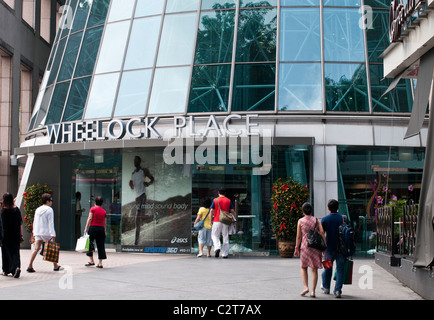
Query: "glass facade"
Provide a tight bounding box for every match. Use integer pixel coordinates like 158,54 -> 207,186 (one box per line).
28,0 -> 414,131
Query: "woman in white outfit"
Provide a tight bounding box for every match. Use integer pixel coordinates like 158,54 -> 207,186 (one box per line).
26,193 -> 61,272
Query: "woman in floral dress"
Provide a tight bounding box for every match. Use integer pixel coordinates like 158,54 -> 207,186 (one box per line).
294,202 -> 326,297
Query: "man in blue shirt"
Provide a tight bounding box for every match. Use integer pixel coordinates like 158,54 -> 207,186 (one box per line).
320,199 -> 345,298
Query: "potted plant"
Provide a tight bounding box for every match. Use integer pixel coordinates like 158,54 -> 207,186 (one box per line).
23,183 -> 52,235
271,177 -> 309,257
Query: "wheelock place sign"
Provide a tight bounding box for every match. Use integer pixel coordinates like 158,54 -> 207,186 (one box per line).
389,0 -> 426,42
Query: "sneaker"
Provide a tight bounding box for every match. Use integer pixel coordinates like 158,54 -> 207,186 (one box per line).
215,249 -> 220,258
197,253 -> 203,257
321,287 -> 330,294
334,291 -> 342,298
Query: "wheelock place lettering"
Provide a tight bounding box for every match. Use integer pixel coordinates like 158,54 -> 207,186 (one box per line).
389,0 -> 426,42
46,114 -> 262,144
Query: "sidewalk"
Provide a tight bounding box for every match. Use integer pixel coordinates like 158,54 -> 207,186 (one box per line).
0,249 -> 424,300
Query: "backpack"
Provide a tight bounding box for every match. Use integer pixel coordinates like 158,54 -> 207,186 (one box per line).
338,223 -> 356,257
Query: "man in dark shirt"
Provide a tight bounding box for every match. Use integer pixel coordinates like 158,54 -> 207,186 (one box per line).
320,199 -> 345,298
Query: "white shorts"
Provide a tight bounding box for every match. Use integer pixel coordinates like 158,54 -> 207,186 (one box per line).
34,235 -> 52,242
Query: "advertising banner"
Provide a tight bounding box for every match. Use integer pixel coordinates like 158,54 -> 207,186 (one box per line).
121,149 -> 192,254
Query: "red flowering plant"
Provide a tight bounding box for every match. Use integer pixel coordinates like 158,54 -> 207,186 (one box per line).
23,183 -> 52,234
270,178 -> 309,241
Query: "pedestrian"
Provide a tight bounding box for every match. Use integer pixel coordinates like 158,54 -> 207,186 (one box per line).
294,202 -> 326,297
27,193 -> 62,272
83,196 -> 107,268
193,198 -> 212,257
320,199 -> 345,298
75,191 -> 84,240
210,188 -> 236,259
1,193 -> 22,278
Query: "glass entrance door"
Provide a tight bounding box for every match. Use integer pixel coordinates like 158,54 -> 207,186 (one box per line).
73,153 -> 122,251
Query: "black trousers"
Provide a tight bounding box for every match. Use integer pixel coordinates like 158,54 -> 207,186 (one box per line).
1,239 -> 21,274
86,226 -> 106,260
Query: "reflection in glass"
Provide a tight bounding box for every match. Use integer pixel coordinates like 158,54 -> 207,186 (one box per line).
194,10 -> 235,64
325,63 -> 369,112
108,0 -> 135,22
157,13 -> 198,67
95,20 -> 131,74
323,8 -> 365,62
369,64 -> 413,113
60,0 -> 77,38
134,0 -> 165,17
71,0 -> 91,33
47,38 -> 67,85
84,73 -> 120,119
62,76 -> 92,121
74,26 -> 104,77
114,70 -> 152,117
87,0 -> 110,28
124,16 -> 161,70
281,0 -> 319,5
240,0 -> 277,7
236,7 -> 277,62
366,10 -> 390,63
57,31 -> 83,82
165,0 -> 199,13
324,0 -> 361,6
45,82 -> 70,125
201,0 -> 236,10
148,67 -> 191,114
33,86 -> 54,129
188,64 -> 231,112
278,63 -> 322,111
280,8 -> 320,62
232,63 -> 275,111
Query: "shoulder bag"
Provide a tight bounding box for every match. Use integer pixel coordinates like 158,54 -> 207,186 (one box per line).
307,218 -> 327,251
193,209 -> 210,231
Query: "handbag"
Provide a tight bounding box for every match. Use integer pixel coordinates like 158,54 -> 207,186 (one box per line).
193,210 -> 210,231
43,240 -> 60,263
216,199 -> 234,225
306,218 -> 327,251
75,234 -> 90,253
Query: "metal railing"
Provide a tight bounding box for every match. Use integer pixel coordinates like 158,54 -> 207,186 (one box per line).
376,204 -> 418,260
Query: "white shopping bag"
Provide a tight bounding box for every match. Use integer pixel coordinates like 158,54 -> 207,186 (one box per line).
75,234 -> 90,253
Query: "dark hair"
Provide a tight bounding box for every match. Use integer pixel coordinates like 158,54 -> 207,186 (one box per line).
95,196 -> 103,206
2,193 -> 14,209
202,198 -> 212,208
41,193 -> 52,204
218,188 -> 227,196
327,199 -> 339,213
302,202 -> 313,215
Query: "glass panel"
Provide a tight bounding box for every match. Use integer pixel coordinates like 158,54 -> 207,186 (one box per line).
366,10 -> 390,63
45,81 -> 70,125
47,38 -> 67,85
74,26 -> 104,77
165,0 -> 199,13
124,16 -> 161,70
61,0 -> 78,38
325,63 -> 369,112
134,0 -> 165,17
187,64 -> 231,112
148,67 -> 191,114
95,20 -> 131,74
364,0 -> 390,8
84,72 -> 120,119
156,13 -> 197,67
240,0 -> 277,7
71,0 -> 91,33
62,76 -> 92,121
201,0 -> 236,10
281,0 -> 319,5
108,0 -> 135,22
34,86 -> 54,128
232,63 -> 275,112
236,7 -> 277,62
87,0 -> 110,27
369,64 -> 413,113
278,63 -> 322,111
280,8 -> 320,62
114,69 -> 152,117
323,8 -> 365,62
324,0 -> 361,6
194,10 -> 235,64
57,31 -> 83,82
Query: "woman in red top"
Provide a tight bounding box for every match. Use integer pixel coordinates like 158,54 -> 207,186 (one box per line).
84,196 -> 107,268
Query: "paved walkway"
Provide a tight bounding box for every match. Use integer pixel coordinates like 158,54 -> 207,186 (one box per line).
0,249 -> 424,301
